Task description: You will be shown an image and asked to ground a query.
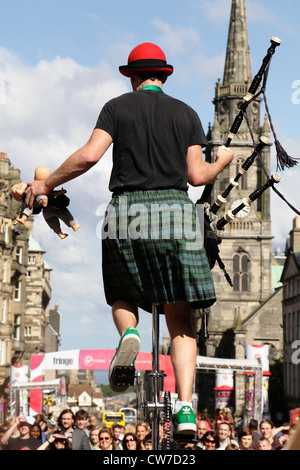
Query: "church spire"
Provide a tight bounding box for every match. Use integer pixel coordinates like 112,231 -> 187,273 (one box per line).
223,0 -> 252,86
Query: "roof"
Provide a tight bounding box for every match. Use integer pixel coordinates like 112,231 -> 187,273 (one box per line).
242,288 -> 283,327
294,252 -> 300,270
280,250 -> 300,282
28,233 -> 45,253
68,383 -> 93,398
272,265 -> 284,289
43,259 -> 52,271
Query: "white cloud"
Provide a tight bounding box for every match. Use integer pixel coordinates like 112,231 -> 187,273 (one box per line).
152,18 -> 224,95
247,1 -> 295,35
0,51 -> 126,178
0,48 -> 128,351
270,135 -> 300,248
0,48 -> 120,231
195,0 -> 231,23
152,18 -> 201,55
194,0 -> 294,35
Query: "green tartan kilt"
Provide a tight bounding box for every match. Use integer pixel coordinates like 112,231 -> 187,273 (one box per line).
101,189 -> 216,313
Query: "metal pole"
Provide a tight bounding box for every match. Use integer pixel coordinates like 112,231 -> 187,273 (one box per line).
152,305 -> 160,450
254,359 -> 263,423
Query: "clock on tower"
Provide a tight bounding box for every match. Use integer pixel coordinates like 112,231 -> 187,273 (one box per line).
230,199 -> 251,218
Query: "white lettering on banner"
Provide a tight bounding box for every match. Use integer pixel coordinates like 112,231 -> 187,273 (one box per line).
82,355 -> 107,367
52,357 -> 74,367
40,350 -> 80,370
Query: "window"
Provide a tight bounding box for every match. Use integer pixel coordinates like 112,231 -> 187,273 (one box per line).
283,314 -> 288,343
14,281 -> 21,301
16,246 -> 22,264
14,315 -> 21,341
293,312 -> 296,342
0,340 -> 6,365
24,326 -> 31,337
2,259 -> 7,283
233,251 -> 250,292
4,224 -> 9,244
28,256 -> 36,265
1,299 -> 7,323
288,313 -> 292,343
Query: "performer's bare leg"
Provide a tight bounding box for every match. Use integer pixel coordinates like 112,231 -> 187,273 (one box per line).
109,301 -> 140,392
111,299 -> 197,433
112,300 -> 139,334
164,301 -> 197,403
112,299 -> 196,401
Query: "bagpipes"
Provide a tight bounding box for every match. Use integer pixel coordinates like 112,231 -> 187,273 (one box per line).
216,172 -> 281,230
198,37 -> 299,287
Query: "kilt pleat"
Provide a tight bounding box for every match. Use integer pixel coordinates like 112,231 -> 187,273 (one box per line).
102,189 -> 216,313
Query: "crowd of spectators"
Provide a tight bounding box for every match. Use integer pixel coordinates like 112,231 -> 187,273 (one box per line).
0,406 -> 295,450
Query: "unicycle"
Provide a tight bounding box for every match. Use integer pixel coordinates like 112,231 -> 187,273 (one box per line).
141,306 -> 172,450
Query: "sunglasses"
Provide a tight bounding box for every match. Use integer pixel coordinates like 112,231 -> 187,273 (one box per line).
100,437 -> 110,441
125,438 -> 135,443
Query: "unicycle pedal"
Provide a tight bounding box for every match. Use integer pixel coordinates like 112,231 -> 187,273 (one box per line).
173,433 -> 198,445
111,366 -> 135,386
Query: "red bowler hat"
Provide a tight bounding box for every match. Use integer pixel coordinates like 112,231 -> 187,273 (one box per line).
119,43 -> 173,80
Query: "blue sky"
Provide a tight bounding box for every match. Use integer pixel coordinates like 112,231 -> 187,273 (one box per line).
1,0 -> 299,378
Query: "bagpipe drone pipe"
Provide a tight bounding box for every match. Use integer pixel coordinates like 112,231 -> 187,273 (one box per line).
198,37 -> 299,287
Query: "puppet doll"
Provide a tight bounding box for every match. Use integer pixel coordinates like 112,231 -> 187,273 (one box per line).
11,166 -> 80,239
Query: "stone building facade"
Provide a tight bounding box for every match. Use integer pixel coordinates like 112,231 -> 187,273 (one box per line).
281,217 -> 300,410
0,152 -> 54,422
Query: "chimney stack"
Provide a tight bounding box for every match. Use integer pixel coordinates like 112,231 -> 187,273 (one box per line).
290,216 -> 300,252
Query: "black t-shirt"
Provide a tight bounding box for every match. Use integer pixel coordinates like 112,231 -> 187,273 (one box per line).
8,436 -> 42,450
95,89 -> 208,192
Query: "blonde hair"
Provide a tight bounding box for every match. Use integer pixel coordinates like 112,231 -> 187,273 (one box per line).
125,423 -> 136,434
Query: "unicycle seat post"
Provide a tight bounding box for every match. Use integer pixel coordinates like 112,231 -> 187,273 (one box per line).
140,306 -> 172,450
151,305 -> 161,450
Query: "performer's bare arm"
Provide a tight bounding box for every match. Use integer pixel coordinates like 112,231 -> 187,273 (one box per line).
187,144 -> 233,186
25,129 -> 112,208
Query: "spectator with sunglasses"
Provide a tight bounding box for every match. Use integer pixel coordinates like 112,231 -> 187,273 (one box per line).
99,427 -> 117,450
122,432 -> 138,450
202,431 -> 219,450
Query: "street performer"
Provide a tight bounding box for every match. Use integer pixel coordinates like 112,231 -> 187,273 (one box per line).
25,43 -> 233,435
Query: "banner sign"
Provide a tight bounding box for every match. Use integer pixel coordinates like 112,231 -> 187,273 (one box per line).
30,350 -> 175,416
31,349 -> 174,374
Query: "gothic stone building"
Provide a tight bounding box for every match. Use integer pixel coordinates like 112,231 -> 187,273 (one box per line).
196,0 -> 283,415
0,152 -> 54,422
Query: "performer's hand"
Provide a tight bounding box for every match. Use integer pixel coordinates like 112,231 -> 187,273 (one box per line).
25,180 -> 48,208
215,145 -> 234,169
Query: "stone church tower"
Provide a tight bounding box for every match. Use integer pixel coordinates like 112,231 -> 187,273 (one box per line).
197,0 -> 283,415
